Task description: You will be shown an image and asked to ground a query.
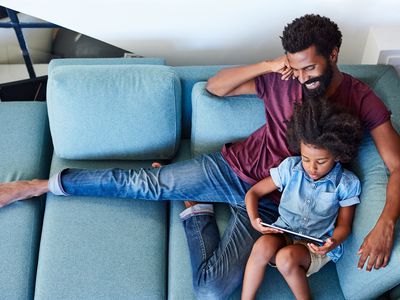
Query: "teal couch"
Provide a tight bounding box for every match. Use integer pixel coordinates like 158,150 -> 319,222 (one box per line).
0,58 -> 399,300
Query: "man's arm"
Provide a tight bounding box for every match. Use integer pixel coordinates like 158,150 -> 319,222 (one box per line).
206,55 -> 293,97
358,121 -> 400,271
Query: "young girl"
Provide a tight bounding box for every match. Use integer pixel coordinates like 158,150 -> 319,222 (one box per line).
241,97 -> 363,300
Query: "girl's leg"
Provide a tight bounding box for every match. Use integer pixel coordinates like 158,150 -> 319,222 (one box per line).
275,244 -> 311,300
241,234 -> 287,300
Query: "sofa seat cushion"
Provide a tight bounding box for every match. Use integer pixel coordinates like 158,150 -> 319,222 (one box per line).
47,63 -> 181,160
0,102 -> 52,299
35,156 -> 168,299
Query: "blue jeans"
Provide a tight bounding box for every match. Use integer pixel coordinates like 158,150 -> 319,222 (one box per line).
49,152 -> 279,299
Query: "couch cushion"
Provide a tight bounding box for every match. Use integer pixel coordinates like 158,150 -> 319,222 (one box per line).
174,66 -> 228,138
336,133 -> 400,299
335,64 -> 400,300
0,102 -> 52,299
49,57 -> 165,68
35,156 -> 168,299
340,65 -> 400,132
191,81 -> 265,156
47,64 -> 181,160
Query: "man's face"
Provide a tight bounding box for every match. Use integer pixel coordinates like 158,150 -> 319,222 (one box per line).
287,45 -> 334,97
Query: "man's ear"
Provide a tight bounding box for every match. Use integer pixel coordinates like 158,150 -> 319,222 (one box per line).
329,47 -> 339,63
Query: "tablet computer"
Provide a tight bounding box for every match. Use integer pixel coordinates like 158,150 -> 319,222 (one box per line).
261,222 -> 324,244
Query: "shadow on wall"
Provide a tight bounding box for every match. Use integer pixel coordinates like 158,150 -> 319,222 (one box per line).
0,6 -> 133,64
51,28 -> 132,59
0,6 -> 134,102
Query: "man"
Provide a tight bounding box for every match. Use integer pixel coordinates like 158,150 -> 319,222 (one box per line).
206,14 -> 400,275
1,14 -> 399,299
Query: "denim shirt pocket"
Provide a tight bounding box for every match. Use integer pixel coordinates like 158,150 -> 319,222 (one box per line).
314,192 -> 338,217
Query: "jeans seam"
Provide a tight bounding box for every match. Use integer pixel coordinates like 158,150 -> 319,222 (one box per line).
207,207 -> 241,273
193,215 -> 208,265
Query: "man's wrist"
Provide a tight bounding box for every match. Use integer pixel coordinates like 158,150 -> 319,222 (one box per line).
376,214 -> 396,232
262,60 -> 274,73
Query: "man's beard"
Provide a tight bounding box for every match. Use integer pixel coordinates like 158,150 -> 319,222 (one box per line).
301,64 -> 333,98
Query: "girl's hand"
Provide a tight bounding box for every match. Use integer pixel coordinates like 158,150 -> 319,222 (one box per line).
307,237 -> 338,255
251,218 -> 284,235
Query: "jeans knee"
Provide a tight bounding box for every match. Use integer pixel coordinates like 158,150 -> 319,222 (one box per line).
193,281 -> 226,300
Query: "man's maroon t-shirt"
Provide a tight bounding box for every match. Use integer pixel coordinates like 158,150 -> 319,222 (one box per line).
221,72 -> 391,190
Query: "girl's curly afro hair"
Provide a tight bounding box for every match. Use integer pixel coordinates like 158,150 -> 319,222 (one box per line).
286,97 -> 363,163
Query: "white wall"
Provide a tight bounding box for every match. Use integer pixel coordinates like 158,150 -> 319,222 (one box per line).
1,0 -> 400,66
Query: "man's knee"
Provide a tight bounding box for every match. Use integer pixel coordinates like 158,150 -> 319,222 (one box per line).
193,281 -> 227,300
192,268 -> 241,300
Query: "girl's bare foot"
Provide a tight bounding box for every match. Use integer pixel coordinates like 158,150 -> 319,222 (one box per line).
0,179 -> 49,208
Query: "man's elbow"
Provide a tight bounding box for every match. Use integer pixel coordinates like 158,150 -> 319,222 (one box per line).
206,78 -> 228,97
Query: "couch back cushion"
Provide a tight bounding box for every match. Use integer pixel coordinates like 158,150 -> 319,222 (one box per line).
47,63 -> 181,160
191,81 -> 265,156
335,65 -> 400,299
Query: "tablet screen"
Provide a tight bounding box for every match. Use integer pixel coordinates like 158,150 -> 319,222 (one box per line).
261,222 -> 324,244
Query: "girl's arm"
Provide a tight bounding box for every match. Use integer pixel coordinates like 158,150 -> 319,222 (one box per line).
245,176 -> 279,233
308,205 -> 356,255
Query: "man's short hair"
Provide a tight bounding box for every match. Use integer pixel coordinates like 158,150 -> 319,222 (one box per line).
281,14 -> 342,58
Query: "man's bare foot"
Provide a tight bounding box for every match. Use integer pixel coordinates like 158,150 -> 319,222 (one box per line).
151,162 -> 199,208
184,201 -> 199,208
0,179 -> 49,208
151,162 -> 163,168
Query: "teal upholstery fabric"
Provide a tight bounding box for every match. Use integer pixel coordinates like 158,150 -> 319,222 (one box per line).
47,64 -> 181,160
49,57 -> 165,68
389,284 -> 400,299
191,81 -> 265,156
35,156 -> 168,299
340,65 -> 400,132
336,134 -> 400,300
0,102 -> 52,299
336,65 -> 400,300
174,66 -> 227,138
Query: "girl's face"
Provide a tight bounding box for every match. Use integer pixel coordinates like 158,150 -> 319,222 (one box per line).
300,142 -> 337,181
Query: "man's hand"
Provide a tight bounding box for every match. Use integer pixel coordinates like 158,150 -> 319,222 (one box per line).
266,55 -> 293,80
357,220 -> 395,271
